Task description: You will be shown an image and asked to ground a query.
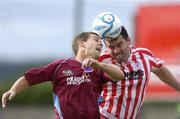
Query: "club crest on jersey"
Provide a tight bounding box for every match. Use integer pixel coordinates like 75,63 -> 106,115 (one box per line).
63,70 -> 74,76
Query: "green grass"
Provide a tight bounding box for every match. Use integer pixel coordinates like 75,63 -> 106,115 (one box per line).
1,80 -> 53,105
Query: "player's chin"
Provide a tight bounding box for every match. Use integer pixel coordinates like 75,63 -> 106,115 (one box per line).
116,57 -> 126,63
112,55 -> 121,62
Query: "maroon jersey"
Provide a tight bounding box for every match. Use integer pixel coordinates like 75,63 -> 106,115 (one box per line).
24,58 -> 109,119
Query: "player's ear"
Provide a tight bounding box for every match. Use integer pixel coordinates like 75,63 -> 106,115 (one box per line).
127,37 -> 131,45
78,40 -> 86,48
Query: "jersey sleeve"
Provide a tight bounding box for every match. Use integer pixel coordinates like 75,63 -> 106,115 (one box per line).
140,48 -> 165,68
99,70 -> 111,84
24,59 -> 63,86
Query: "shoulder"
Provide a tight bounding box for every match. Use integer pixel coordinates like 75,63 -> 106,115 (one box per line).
133,47 -> 154,57
50,58 -> 67,65
46,58 -> 72,68
98,49 -> 112,62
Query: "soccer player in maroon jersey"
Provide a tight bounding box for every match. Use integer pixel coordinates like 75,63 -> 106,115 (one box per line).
93,13 -> 180,119
2,32 -> 125,119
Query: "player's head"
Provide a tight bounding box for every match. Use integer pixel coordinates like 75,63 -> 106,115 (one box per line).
92,12 -> 131,63
72,32 -> 102,59
104,26 -> 131,63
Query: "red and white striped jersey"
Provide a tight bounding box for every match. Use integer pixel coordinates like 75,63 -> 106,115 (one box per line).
98,47 -> 164,119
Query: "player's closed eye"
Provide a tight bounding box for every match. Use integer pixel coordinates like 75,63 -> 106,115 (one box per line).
94,37 -> 101,43
109,46 -> 115,50
117,43 -> 122,48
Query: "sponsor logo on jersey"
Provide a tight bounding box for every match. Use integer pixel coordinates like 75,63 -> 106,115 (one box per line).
124,70 -> 144,80
66,74 -> 91,85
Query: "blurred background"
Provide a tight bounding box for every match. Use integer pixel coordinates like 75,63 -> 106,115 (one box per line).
0,0 -> 180,119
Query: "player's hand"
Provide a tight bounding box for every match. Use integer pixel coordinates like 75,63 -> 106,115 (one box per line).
82,58 -> 102,69
2,90 -> 16,108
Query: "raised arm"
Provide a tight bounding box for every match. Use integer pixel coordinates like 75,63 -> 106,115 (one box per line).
2,76 -> 30,108
152,65 -> 180,91
82,58 -> 124,81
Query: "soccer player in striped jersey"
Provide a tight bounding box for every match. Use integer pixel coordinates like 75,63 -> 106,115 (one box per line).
97,26 -> 180,119
2,32 -> 124,119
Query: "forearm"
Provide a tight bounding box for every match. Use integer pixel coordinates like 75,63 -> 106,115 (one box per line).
99,63 -> 124,81
82,58 -> 124,81
153,66 -> 180,91
9,76 -> 30,94
2,76 -> 30,108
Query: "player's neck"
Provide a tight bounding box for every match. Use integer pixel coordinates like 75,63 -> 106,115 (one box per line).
75,52 -> 86,63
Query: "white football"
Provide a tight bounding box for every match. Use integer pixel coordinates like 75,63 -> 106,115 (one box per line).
92,12 -> 122,39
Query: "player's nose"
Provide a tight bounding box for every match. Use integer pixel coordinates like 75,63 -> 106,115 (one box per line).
113,47 -> 120,55
98,40 -> 103,47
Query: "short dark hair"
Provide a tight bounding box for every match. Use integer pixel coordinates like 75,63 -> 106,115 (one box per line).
119,26 -> 129,41
108,26 -> 129,42
72,32 -> 98,55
